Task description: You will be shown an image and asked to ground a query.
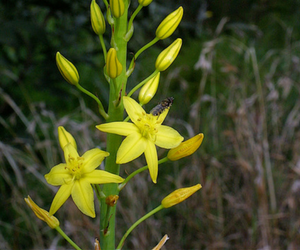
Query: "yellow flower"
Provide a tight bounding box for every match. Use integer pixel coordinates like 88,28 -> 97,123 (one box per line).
167,133 -> 204,161
106,48 -> 123,79
138,72 -> 160,105
96,96 -> 183,183
110,0 -> 125,18
161,184 -> 202,208
45,128 -> 124,218
24,196 -> 59,229
156,7 -> 183,40
90,0 -> 106,35
155,38 -> 182,72
56,52 -> 79,85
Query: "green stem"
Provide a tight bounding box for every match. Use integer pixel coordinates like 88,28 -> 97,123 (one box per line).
99,34 -> 107,60
55,226 -> 82,250
99,1 -> 129,249
75,83 -> 109,119
116,205 -> 164,250
118,157 -> 169,190
126,37 -> 159,76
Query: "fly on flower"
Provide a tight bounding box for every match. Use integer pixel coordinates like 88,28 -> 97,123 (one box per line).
150,97 -> 174,116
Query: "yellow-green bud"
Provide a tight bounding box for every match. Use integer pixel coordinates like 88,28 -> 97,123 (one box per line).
24,196 -> 60,229
161,184 -> 202,208
56,52 -> 79,85
156,6 -> 183,40
138,0 -> 153,7
106,48 -> 123,78
90,0 -> 106,35
155,38 -> 182,72
110,0 -> 125,18
167,133 -> 204,161
58,126 -> 77,150
139,72 -> 160,105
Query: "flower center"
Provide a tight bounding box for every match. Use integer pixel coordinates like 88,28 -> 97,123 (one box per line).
66,154 -> 84,179
136,112 -> 160,142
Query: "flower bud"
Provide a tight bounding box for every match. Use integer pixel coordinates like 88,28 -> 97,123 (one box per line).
106,48 -> 123,78
24,196 -> 60,229
110,0 -> 125,18
155,38 -> 182,72
58,126 -> 77,150
56,52 -> 79,85
138,0 -> 153,7
161,184 -> 202,208
156,7 -> 183,40
139,72 -> 160,105
90,0 -> 106,35
167,133 -> 204,161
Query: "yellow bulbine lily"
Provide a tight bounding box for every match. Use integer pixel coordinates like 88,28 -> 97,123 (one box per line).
96,96 -> 183,183
45,128 -> 124,218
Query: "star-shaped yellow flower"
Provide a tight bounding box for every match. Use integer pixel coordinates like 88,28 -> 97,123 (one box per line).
96,96 -> 183,183
45,126 -> 124,218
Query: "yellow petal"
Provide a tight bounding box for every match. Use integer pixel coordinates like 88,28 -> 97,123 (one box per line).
123,96 -> 146,124
155,125 -> 183,148
81,148 -> 110,174
49,183 -> 73,215
84,170 -> 124,183
63,143 -> 80,164
144,140 -> 158,183
96,122 -> 139,136
71,179 -> 95,218
44,163 -> 72,186
117,133 -> 147,163
58,126 -> 77,150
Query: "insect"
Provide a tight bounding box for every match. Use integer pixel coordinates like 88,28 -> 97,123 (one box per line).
150,97 -> 174,116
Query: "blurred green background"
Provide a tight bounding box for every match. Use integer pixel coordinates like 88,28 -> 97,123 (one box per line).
1,0 -> 300,249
